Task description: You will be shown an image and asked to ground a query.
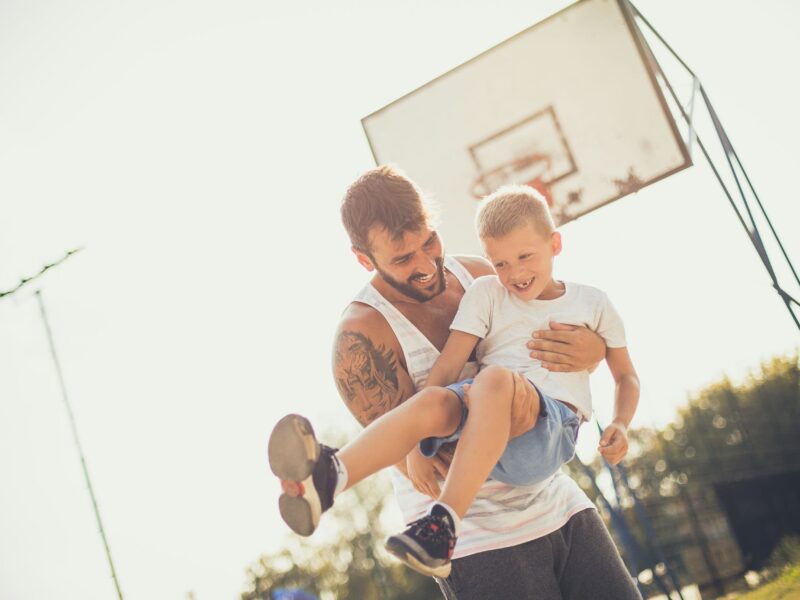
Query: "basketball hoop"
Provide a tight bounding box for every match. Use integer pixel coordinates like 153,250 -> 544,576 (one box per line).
470,152 -> 555,206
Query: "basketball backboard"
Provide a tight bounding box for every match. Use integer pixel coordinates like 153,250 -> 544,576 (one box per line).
362,0 -> 691,254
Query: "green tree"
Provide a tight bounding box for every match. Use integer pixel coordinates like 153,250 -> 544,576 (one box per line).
574,353 -> 800,595
622,352 -> 800,498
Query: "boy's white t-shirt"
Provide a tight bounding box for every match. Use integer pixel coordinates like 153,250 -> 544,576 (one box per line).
450,275 -> 627,420
356,259 -> 597,560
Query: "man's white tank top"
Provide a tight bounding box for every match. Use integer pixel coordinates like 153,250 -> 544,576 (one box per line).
353,256 -> 595,559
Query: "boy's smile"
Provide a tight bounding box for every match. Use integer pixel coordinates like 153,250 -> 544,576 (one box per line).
482,222 -> 563,301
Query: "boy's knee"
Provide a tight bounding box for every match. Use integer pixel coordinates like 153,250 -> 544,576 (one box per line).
473,365 -> 514,398
470,366 -> 516,409
413,387 -> 461,422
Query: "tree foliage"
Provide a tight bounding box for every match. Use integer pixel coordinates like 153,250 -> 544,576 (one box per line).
625,352 -> 799,497
567,353 -> 800,592
242,473 -> 441,600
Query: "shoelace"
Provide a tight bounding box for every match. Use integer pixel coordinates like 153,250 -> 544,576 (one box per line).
409,514 -> 454,543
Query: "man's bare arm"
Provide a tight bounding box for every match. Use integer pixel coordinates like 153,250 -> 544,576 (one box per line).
332,309 -> 417,477
332,308 -> 416,427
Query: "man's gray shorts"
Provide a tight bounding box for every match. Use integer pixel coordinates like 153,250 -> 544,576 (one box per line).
435,508 -> 642,600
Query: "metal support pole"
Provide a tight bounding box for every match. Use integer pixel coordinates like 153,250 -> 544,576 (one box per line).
626,0 -> 800,330
36,290 -> 124,600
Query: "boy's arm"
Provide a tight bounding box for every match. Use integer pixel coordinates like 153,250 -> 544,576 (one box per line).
425,330 -> 480,388
598,346 -> 640,465
403,330 -> 479,497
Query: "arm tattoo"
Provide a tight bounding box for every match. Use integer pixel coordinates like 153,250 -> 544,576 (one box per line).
334,330 -> 401,425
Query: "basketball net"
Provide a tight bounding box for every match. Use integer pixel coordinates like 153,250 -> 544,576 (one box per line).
470,152 -> 554,205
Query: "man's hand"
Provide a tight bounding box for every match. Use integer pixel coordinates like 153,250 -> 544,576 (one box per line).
599,421 -> 629,465
406,448 -> 448,499
464,373 -> 538,440
527,321 -> 605,372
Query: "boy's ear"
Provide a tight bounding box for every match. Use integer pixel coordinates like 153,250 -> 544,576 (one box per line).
352,246 -> 376,272
551,231 -> 563,256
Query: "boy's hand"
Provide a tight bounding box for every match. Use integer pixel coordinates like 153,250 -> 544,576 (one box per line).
528,322 -> 605,372
406,449 -> 447,499
599,421 -> 629,465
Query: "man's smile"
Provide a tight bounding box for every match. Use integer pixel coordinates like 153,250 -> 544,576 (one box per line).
412,273 -> 436,285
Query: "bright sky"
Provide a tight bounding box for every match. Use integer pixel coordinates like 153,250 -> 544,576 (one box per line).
1,1 -> 798,598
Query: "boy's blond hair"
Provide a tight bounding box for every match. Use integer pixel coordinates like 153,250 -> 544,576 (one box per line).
476,185 -> 555,240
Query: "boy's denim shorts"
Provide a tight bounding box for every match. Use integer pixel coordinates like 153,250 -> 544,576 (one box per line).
418,377 -> 581,486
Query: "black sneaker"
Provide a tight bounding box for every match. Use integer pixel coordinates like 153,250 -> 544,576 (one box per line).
268,414 -> 338,536
384,505 -> 457,578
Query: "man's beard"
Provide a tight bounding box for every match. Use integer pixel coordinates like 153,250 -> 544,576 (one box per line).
377,256 -> 447,302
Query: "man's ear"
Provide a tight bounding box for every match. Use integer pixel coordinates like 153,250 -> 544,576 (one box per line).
352,246 -> 375,272
551,231 -> 563,256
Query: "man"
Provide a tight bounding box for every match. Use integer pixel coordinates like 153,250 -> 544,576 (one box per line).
332,165 -> 641,599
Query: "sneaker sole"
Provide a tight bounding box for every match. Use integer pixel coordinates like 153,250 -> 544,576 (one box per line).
278,493 -> 316,537
268,414 -> 323,537
385,535 -> 452,578
268,414 -> 320,481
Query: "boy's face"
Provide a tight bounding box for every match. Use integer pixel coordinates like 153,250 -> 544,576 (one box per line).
482,222 -> 562,301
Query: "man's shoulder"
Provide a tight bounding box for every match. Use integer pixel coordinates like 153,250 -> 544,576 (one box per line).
451,254 -> 493,278
339,300 -> 391,333
337,300 -> 400,350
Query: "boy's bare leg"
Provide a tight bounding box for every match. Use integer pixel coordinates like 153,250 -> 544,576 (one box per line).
336,386 -> 462,490
438,366 -> 540,518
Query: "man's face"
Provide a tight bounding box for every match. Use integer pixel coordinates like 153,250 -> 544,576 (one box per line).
361,225 -> 446,302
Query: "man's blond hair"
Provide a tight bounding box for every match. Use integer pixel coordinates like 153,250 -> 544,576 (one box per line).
476,185 -> 555,240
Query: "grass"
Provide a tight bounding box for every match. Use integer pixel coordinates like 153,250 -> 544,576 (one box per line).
736,564 -> 800,600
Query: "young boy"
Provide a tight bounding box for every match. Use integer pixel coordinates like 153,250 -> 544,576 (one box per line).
268,185 -> 639,578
